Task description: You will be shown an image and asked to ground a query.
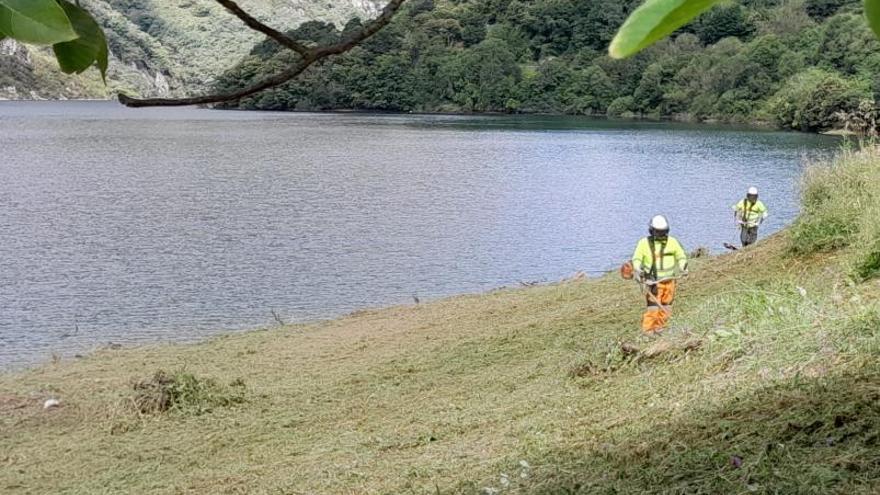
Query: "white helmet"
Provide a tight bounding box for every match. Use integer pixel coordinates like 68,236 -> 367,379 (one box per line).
747,186 -> 758,196
649,215 -> 669,237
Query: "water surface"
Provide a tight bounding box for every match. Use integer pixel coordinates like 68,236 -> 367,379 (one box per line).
0,102 -> 839,368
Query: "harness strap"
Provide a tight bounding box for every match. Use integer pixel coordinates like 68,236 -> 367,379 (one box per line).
647,236 -> 668,282
744,197 -> 755,226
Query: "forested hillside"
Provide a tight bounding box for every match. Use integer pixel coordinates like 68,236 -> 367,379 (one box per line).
217,0 -> 880,131
0,0 -> 377,100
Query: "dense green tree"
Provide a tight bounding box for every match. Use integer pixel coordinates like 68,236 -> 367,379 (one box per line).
352,53 -> 417,110
607,95 -> 636,117
563,65 -> 616,114
693,4 -> 755,45
486,24 -> 531,62
767,68 -> 870,130
458,7 -> 489,46
804,0 -> 857,20
447,37 -> 521,111
521,58 -> 573,112
816,13 -> 880,74
211,0 -> 880,131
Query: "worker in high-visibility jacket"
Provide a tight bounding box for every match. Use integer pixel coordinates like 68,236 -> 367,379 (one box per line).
733,186 -> 768,247
631,215 -> 688,334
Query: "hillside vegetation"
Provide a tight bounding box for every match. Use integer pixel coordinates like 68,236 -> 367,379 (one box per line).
0,0 -> 376,100
4,146 -> 880,493
218,0 -> 880,131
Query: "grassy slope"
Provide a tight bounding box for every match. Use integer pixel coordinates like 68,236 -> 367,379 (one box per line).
4,150 -> 880,493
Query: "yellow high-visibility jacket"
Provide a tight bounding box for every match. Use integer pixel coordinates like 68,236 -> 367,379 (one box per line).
733,199 -> 768,227
632,236 -> 688,280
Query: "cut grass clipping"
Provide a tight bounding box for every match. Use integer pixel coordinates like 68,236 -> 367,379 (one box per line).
132,370 -> 246,415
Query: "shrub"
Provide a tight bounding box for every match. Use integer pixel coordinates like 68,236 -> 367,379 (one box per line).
766,68 -> 869,131
606,96 -> 636,117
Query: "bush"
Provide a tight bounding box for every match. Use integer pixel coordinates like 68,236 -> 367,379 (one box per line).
606,96 -> 636,117
766,68 -> 869,131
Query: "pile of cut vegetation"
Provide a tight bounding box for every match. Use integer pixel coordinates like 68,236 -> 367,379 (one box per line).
132,370 -> 246,415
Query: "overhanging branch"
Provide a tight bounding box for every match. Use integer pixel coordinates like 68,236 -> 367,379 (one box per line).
214,0 -> 310,55
118,59 -> 313,107
118,0 -> 406,108
314,0 -> 406,56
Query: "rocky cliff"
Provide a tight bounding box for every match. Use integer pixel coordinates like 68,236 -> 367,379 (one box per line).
0,0 -> 379,100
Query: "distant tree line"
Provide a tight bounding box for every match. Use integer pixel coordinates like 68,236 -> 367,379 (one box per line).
214,0 -> 880,132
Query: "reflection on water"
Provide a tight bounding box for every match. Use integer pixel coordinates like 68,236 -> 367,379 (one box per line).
0,102 -> 839,368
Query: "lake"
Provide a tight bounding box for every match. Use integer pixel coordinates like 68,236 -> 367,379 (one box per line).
0,101 -> 839,368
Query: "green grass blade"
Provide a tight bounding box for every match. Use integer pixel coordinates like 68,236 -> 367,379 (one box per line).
0,0 -> 77,45
609,0 -> 721,59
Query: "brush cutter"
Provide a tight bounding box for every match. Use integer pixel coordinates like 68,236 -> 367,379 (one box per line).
638,275 -> 680,317
620,260 -> 682,317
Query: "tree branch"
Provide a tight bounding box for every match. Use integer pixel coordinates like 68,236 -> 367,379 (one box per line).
118,58 -> 313,107
314,0 -> 405,56
118,0 -> 407,108
214,0 -> 309,55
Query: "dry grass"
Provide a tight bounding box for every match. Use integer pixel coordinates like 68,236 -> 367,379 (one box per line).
4,150 -> 880,494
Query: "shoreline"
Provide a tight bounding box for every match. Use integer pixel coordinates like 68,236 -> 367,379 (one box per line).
1,97 -> 828,134
0,269 -> 599,374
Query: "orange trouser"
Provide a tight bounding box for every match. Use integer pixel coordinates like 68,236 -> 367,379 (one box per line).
641,279 -> 676,333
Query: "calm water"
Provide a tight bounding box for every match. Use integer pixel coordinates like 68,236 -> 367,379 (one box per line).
0,101 -> 839,368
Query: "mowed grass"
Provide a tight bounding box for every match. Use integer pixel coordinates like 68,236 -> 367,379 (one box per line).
4,149 -> 880,494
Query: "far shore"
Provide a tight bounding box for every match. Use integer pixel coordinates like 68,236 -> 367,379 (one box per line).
1,97 -> 838,134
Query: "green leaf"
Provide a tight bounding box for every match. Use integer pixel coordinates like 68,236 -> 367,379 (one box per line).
52,0 -> 108,81
0,0 -> 77,45
609,0 -> 722,59
867,0 -> 880,41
